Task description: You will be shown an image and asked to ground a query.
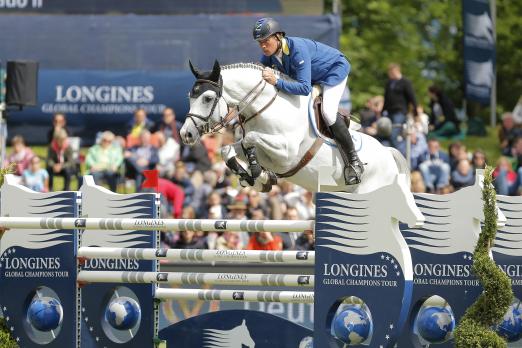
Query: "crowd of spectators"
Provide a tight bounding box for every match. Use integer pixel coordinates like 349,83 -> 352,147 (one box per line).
3,63 -> 522,252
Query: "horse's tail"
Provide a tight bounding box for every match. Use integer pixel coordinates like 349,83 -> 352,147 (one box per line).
388,147 -> 411,187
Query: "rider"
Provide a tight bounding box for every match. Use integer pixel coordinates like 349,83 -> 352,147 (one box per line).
253,17 -> 364,185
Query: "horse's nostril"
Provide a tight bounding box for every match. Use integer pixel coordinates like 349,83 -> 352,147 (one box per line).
187,132 -> 193,138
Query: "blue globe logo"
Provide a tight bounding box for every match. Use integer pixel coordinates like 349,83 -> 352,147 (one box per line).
299,336 -> 313,348
496,303 -> 522,342
27,297 -> 63,331
105,297 -> 141,330
416,306 -> 455,343
332,305 -> 372,345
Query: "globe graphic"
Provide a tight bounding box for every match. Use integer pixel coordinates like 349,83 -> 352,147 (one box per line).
299,336 -> 313,348
332,305 -> 372,345
105,297 -> 141,330
27,297 -> 63,331
496,303 -> 522,342
416,306 -> 455,343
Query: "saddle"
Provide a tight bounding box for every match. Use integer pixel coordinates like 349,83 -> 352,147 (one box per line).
312,86 -> 351,139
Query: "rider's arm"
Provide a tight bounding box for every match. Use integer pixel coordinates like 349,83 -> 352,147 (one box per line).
275,49 -> 312,96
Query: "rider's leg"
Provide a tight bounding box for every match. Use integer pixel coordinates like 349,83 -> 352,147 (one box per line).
322,78 -> 364,185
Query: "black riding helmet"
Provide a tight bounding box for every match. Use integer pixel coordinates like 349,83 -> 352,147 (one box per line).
253,17 -> 285,41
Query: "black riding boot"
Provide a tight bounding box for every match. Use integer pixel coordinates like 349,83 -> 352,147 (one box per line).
329,115 -> 364,185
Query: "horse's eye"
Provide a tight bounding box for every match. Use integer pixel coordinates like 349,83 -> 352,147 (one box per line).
204,96 -> 213,103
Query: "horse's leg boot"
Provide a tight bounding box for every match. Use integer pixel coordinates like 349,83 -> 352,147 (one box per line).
329,115 -> 364,185
243,146 -> 262,179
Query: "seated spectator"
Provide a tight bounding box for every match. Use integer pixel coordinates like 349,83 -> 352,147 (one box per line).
171,230 -> 208,249
374,117 -> 393,147
226,200 -> 250,247
498,113 -> 522,156
152,107 -> 181,142
247,189 -> 269,218
85,131 -> 123,192
179,142 -> 211,174
157,178 -> 185,218
493,157 -> 518,196
471,150 -> 487,170
155,131 -> 179,178
448,142 -> 468,172
397,129 -> 428,171
410,170 -> 426,193
451,159 -> 475,190
47,128 -> 77,191
246,231 -> 283,251
360,96 -> 383,136
126,108 -> 155,147
202,133 -> 221,165
124,130 -> 159,190
215,231 -> 243,250
295,229 -> 315,251
5,135 -> 34,177
171,161 -> 195,206
47,113 -> 70,144
22,156 -> 49,192
427,85 -> 460,137
415,105 -> 430,135
204,191 -> 227,219
419,138 -> 451,193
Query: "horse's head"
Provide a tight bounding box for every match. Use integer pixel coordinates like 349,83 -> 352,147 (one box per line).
180,60 -> 228,145
238,320 -> 255,348
391,174 -> 425,228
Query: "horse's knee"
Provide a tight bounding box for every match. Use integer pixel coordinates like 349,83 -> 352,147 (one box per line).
221,145 -> 237,162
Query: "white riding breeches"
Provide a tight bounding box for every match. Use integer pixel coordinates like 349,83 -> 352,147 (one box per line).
321,76 -> 348,127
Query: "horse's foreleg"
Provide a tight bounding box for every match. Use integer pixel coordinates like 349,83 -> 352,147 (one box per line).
221,144 -> 255,186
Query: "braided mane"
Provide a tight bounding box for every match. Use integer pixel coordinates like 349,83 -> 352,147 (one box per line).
221,62 -> 293,81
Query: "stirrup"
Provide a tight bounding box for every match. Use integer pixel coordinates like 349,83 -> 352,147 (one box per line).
343,161 -> 364,185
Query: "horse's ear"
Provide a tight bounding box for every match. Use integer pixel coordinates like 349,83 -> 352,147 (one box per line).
241,319 -> 246,325
189,60 -> 200,78
208,60 -> 221,82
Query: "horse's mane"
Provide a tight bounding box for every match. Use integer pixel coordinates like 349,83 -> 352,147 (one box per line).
221,62 -> 294,82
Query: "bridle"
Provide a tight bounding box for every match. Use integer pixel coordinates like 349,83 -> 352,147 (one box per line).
185,75 -> 278,136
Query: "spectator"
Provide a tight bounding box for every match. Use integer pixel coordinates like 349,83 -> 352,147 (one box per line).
5,135 -> 34,177
171,161 -> 195,207
498,113 -> 522,156
295,229 -> 314,251
124,130 -> 159,190
295,191 -> 315,220
267,185 -> 284,220
382,63 -> 418,147
448,142 -> 467,172
47,128 -> 76,191
451,159 -> 475,190
126,108 -> 155,147
152,107 -> 181,142
374,117 -> 393,147
246,231 -> 283,251
179,142 -> 212,174
204,191 -> 227,219
47,113 -> 70,144
247,189 -> 269,218
418,138 -> 451,193
85,131 -> 123,192
226,200 -> 249,247
471,150 -> 487,170
410,171 -> 426,193
360,96 -> 383,136
171,230 -> 208,249
22,156 -> 49,193
215,231 -> 243,250
415,105 -> 430,135
427,85 -> 460,137
155,131 -> 179,178
157,178 -> 185,218
397,129 -> 428,171
493,157 -> 518,196
511,95 -> 522,125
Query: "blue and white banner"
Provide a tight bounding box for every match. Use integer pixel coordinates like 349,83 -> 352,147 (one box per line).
463,0 -> 495,105
7,69 -> 194,144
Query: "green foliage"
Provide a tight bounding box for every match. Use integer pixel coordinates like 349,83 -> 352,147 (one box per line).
0,318 -> 19,348
339,0 -> 519,114
454,166 -> 513,347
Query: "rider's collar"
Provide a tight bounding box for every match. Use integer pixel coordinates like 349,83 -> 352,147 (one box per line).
190,76 -> 223,99
281,38 -> 290,56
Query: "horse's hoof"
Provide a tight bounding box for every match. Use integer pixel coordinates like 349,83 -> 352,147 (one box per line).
250,164 -> 262,179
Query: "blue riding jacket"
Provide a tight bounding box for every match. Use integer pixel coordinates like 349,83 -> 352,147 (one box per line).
260,36 -> 350,96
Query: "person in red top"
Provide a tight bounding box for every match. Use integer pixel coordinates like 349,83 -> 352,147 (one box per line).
246,231 -> 283,251
157,177 -> 185,218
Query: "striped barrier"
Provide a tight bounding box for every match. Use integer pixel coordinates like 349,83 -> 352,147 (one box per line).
154,288 -> 315,304
77,247 -> 315,264
0,216 -> 314,233
77,271 -> 314,287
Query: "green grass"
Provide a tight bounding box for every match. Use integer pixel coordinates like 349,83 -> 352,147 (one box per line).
438,127 -> 502,166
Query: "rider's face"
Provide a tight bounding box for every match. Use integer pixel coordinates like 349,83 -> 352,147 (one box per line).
258,35 -> 279,56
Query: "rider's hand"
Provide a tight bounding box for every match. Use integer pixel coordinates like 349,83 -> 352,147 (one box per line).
262,68 -> 277,85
